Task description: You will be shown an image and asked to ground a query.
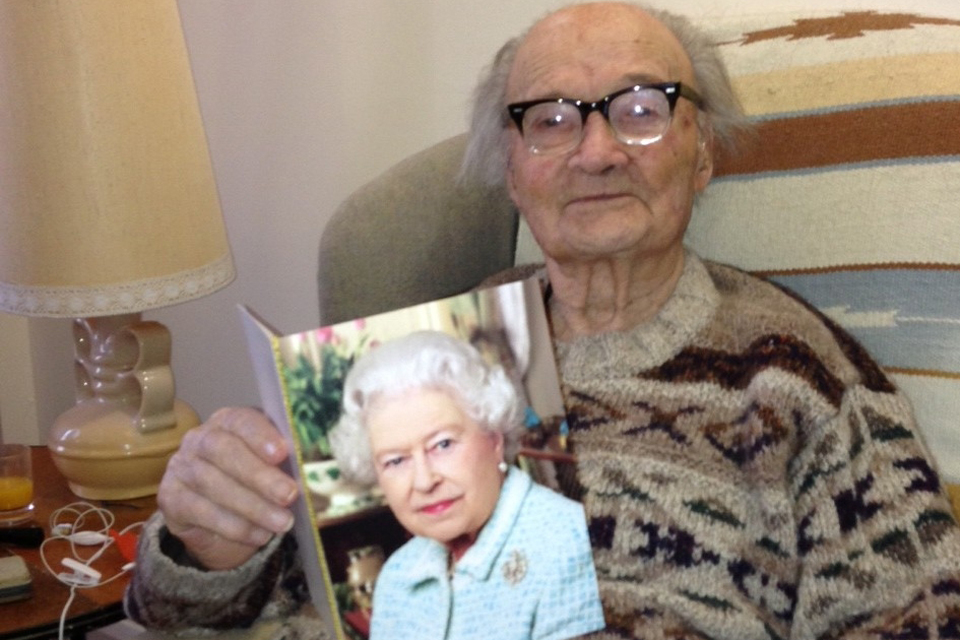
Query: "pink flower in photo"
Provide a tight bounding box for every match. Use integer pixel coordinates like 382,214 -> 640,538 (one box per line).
314,326 -> 335,343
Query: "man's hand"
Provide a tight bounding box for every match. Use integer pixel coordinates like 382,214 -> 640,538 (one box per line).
157,407 -> 300,571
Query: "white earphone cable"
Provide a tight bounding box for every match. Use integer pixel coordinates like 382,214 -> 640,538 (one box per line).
38,501 -> 144,640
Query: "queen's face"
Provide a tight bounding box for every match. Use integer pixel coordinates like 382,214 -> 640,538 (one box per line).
366,387 -> 504,547
505,4 -> 713,266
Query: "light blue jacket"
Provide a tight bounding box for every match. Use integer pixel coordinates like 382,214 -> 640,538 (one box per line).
369,467 -> 604,640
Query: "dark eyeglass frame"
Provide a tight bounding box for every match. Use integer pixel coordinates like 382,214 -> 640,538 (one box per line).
506,81 -> 705,150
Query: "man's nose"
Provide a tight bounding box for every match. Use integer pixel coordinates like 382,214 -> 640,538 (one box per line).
571,112 -> 629,171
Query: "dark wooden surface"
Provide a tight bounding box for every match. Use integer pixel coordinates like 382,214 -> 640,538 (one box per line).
0,447 -> 156,640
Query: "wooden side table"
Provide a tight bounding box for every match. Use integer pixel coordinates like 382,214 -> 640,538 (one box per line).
0,447 -> 156,640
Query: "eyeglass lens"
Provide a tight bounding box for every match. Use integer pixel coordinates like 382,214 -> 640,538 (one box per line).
522,87 -> 674,154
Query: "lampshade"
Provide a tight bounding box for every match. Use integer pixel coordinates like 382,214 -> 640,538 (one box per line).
0,1 -> 235,499
0,1 -> 233,314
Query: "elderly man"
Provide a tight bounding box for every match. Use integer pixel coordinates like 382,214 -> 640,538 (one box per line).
126,3 -> 960,639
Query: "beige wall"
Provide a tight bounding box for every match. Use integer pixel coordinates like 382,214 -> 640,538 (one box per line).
1,0 -> 951,443
0,313 -> 73,444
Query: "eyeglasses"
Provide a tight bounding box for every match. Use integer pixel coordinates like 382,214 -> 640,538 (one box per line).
506,82 -> 704,155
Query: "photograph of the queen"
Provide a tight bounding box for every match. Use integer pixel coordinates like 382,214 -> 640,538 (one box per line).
330,331 -> 604,640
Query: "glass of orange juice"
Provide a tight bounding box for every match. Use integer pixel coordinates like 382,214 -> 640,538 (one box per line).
0,444 -> 34,525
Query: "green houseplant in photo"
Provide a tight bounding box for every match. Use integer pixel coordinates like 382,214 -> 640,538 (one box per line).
282,336 -> 365,461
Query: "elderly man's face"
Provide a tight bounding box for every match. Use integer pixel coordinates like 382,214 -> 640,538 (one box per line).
505,4 -> 713,264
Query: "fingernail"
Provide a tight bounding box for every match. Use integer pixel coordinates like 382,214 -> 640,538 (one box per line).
270,510 -> 294,533
251,529 -> 273,547
273,481 -> 297,505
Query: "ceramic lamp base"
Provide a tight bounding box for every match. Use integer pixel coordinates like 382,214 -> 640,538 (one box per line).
48,397 -> 200,500
47,314 -> 201,499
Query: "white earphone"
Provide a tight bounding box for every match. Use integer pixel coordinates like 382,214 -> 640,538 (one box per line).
39,501 -> 143,640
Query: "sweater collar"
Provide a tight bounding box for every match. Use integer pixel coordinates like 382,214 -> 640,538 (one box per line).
553,250 -> 719,381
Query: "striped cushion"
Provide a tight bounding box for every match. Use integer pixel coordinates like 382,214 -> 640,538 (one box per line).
684,9 -> 960,480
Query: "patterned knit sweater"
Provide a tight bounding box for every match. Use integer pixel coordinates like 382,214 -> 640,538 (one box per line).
126,253 -> 960,639
561,254 -> 960,640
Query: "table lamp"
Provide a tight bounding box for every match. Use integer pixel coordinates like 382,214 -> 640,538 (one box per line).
0,2 -> 235,499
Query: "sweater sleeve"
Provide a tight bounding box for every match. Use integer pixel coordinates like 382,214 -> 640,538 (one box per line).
789,383 -> 960,639
124,511 -> 309,633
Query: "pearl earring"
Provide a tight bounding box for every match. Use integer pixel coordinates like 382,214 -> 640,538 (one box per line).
498,461 -> 509,473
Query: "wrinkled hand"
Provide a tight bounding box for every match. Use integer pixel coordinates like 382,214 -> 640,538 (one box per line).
157,407 -> 299,571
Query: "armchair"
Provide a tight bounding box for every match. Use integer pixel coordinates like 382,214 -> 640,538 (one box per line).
318,8 -> 960,487
318,134 -> 518,325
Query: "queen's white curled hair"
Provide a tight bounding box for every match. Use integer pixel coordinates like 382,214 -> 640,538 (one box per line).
329,330 -> 524,486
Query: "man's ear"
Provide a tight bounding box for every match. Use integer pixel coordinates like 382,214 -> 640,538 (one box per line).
506,157 -> 519,205
694,129 -> 714,192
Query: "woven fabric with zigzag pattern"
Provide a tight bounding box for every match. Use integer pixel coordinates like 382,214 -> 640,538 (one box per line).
557,253 -> 960,640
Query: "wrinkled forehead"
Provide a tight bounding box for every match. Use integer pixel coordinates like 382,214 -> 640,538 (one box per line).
507,3 -> 693,102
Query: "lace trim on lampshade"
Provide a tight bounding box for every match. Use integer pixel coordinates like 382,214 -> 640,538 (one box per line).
0,253 -> 235,318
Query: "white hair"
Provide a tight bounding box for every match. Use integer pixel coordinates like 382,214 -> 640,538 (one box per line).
329,331 -> 524,485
